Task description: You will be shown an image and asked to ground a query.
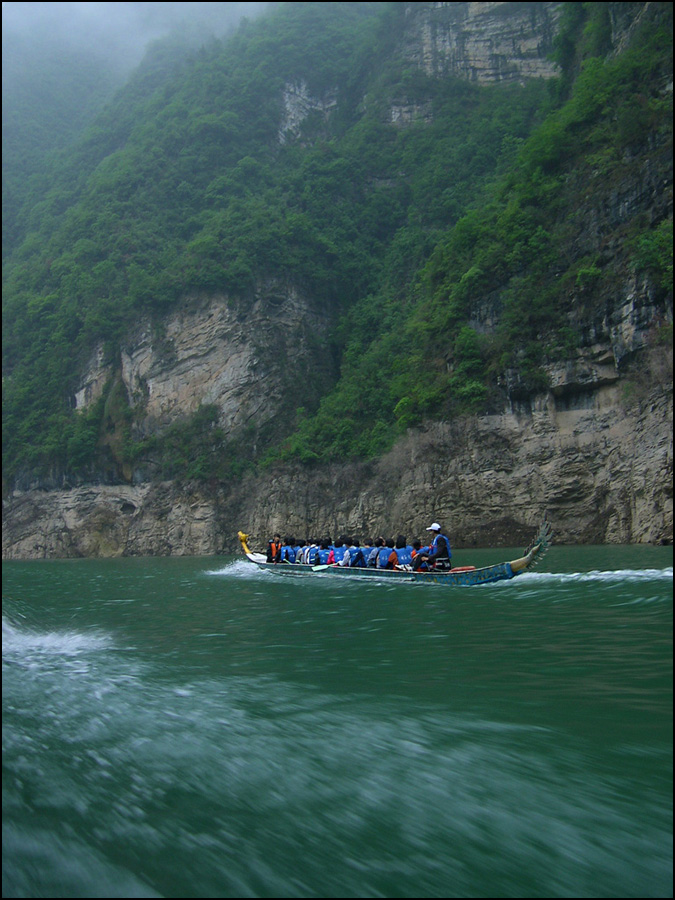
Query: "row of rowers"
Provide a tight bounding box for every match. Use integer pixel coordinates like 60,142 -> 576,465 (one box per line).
266,523 -> 453,571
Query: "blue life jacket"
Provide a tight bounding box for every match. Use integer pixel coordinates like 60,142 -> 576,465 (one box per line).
431,533 -> 452,560
281,545 -> 296,563
317,549 -> 331,564
396,547 -> 412,565
349,547 -> 366,567
306,545 -> 319,565
377,547 -> 393,568
332,546 -> 347,562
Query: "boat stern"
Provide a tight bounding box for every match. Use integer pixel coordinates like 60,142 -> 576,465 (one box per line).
509,520 -> 554,574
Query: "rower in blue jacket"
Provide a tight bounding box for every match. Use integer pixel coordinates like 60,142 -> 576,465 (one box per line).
412,523 -> 452,570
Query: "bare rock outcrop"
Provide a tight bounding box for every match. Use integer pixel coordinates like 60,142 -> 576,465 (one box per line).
401,1 -> 562,85
4,375 -> 671,558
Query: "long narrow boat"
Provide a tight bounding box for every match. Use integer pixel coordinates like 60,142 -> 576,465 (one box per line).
237,521 -> 553,586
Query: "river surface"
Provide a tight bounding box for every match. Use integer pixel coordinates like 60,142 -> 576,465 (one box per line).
2,544 -> 672,898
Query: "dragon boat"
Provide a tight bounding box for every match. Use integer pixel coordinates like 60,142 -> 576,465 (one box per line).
237,521 -> 553,586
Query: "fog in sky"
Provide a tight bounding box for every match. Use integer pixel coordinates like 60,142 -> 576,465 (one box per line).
2,2 -> 271,184
2,2 -> 270,79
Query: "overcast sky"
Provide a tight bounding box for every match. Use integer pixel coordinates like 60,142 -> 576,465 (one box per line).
2,2 -> 270,79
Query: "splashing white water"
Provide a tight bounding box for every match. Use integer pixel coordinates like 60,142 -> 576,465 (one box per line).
2,615 -> 112,657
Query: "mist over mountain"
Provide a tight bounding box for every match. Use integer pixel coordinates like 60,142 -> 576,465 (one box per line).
2,2 -> 270,231
2,1 -> 270,85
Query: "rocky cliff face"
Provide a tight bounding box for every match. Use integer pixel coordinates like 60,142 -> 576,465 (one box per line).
282,3 -> 563,134
3,368 -> 671,558
401,1 -> 562,84
7,254 -> 670,557
279,81 -> 338,143
25,280 -> 335,491
117,283 -> 333,442
243,373 -> 672,548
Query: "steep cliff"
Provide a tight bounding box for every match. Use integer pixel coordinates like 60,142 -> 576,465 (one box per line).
3,363 -> 671,558
79,282 -> 334,462
4,263 -> 672,557
2,1 -> 672,557
401,0 -> 562,84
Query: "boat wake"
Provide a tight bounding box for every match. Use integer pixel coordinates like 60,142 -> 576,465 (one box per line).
518,567 -> 673,584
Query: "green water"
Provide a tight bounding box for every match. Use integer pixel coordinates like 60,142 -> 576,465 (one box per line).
2,545 -> 672,898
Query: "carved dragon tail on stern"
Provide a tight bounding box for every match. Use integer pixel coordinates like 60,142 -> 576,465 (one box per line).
509,518 -> 554,574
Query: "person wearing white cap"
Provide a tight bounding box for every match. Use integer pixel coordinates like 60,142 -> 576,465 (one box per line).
412,522 -> 452,570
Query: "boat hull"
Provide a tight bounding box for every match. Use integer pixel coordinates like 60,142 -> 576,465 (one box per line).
318,561 -> 517,585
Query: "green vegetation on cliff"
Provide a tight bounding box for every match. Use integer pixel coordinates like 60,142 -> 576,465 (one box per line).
2,2 -> 672,484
